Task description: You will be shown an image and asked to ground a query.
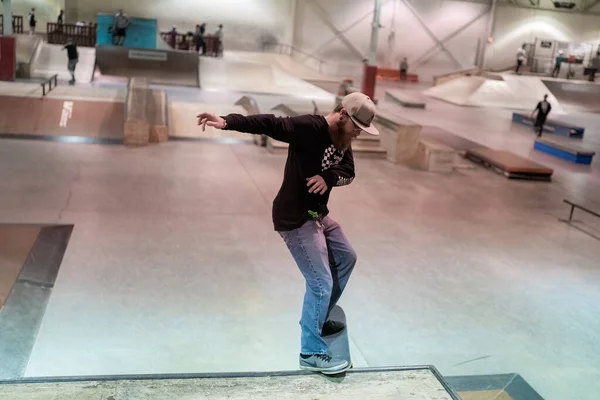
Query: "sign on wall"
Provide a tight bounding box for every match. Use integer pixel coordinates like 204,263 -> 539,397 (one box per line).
96,14 -> 157,49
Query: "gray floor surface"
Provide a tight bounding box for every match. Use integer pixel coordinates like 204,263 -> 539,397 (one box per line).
0,83 -> 599,400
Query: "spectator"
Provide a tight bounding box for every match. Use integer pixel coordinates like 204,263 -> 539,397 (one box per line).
62,38 -> 79,85
56,9 -> 65,33
215,24 -> 224,57
552,50 -> 564,78
400,57 -> 408,81
29,8 -> 37,35
516,44 -> 527,74
169,25 -> 178,48
195,23 -> 207,55
75,20 -> 86,35
112,9 -> 130,46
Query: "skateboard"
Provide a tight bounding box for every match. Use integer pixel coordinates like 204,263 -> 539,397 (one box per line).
322,305 -> 352,374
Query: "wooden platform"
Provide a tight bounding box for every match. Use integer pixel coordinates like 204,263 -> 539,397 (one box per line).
419,126 -> 485,154
465,148 -> 554,180
534,137 -> 595,164
512,113 -> 585,138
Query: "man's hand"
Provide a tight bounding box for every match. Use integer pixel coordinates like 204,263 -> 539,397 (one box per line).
307,175 -> 328,195
197,112 -> 226,131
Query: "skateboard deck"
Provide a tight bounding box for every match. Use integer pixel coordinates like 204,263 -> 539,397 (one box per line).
323,305 -> 352,373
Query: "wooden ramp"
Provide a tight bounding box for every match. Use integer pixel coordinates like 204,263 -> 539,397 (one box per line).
466,148 -> 554,181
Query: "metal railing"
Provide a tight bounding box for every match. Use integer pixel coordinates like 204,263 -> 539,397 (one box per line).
563,199 -> 600,222
159,32 -> 221,56
47,23 -> 97,47
0,15 -> 24,34
41,75 -> 58,96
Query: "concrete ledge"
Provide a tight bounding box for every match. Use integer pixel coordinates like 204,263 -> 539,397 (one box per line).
0,367 -> 459,400
534,138 -> 595,164
385,90 -> 426,109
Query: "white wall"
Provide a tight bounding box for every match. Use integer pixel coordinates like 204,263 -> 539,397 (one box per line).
0,0 -> 64,32
292,0 -> 490,82
68,0 -> 295,51
486,4 -> 600,70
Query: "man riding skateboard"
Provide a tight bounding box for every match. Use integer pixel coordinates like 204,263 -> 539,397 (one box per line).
197,93 -> 379,374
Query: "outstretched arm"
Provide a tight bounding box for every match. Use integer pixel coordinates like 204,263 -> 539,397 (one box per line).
197,112 -> 296,144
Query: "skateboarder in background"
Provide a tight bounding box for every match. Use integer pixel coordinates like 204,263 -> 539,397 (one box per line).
531,94 -> 551,137
197,92 -> 380,375
62,38 -> 78,84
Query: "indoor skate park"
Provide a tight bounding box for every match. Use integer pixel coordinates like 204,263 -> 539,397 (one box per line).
1,0 -> 600,399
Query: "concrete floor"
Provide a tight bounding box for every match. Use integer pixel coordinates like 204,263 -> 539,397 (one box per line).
1,83 -> 599,400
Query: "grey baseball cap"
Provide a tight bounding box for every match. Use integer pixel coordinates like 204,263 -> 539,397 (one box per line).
341,92 -> 379,136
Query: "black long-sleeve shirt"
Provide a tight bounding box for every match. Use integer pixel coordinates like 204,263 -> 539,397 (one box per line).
223,113 -> 355,232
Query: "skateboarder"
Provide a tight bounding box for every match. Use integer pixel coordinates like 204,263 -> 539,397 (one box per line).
62,38 -> 78,84
531,94 -> 551,137
197,92 -> 379,375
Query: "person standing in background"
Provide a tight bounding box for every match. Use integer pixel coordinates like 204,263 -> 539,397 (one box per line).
516,44 -> 527,74
194,23 -> 207,55
112,9 -> 130,46
215,24 -> 224,57
531,94 -> 552,137
588,49 -> 600,82
199,23 -> 207,55
28,8 -> 37,35
552,50 -> 564,78
399,57 -> 408,81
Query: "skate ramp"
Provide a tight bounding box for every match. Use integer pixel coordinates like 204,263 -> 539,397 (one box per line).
424,74 -> 565,113
96,46 -> 199,87
199,56 -> 335,101
224,51 -> 339,83
542,80 -> 600,113
31,42 -> 96,84
15,35 -> 42,64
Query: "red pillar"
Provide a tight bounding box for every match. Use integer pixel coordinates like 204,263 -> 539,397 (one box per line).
0,37 -> 17,82
361,64 -> 377,100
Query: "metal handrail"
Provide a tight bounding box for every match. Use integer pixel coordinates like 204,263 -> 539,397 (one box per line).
41,74 -> 58,96
563,199 -> 600,222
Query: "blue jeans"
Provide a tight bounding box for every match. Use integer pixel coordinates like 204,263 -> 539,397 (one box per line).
278,216 -> 357,355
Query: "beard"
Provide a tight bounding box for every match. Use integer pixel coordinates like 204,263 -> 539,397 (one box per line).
333,120 -> 352,151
